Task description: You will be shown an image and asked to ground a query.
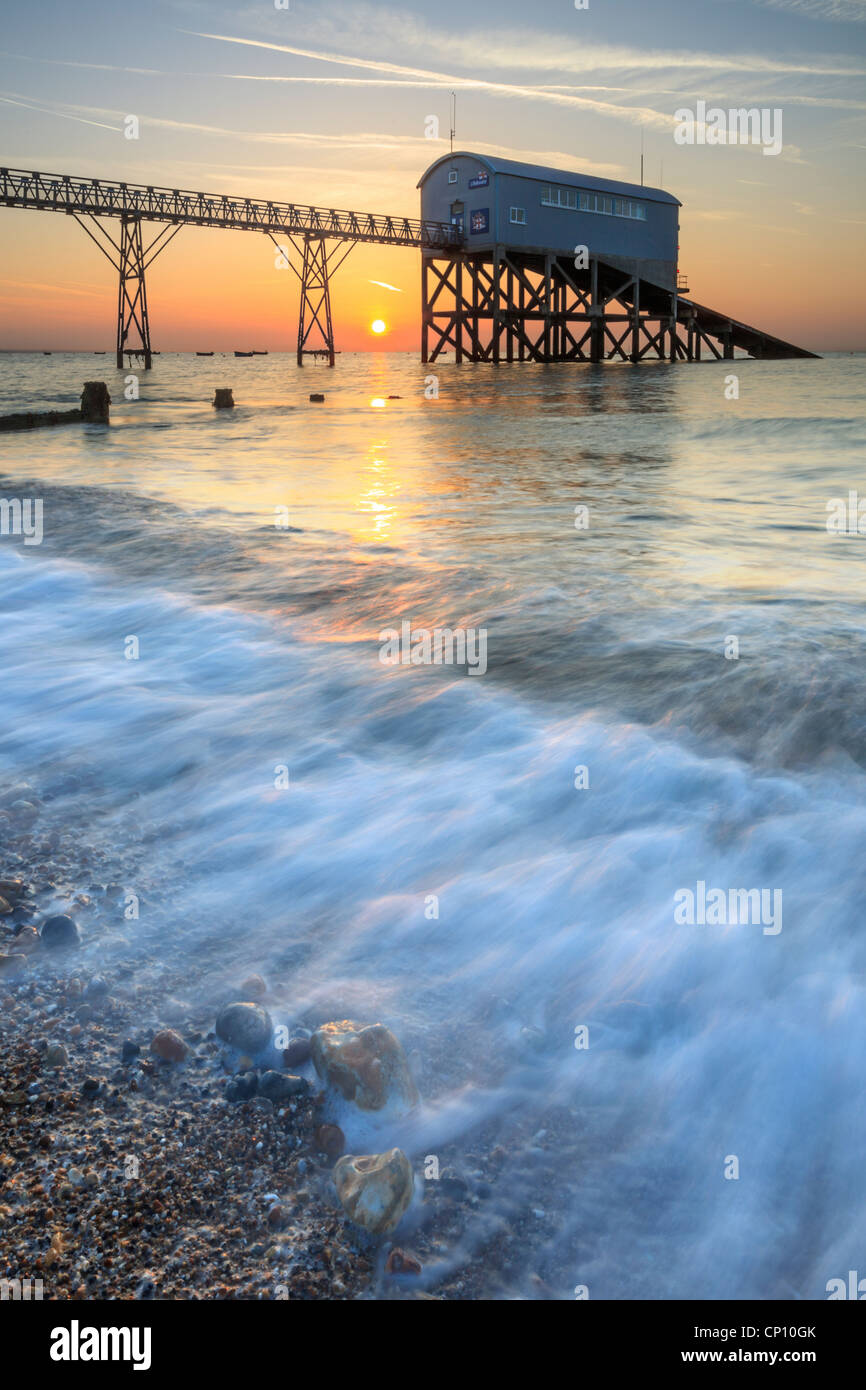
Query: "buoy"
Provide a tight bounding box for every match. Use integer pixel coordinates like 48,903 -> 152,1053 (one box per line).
213,388 -> 235,409
309,393 -> 325,403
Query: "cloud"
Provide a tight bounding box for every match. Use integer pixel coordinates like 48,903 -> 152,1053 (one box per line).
750,0 -> 866,20
0,92 -> 120,132
0,278 -> 105,296
184,31 -> 678,130
193,6 -> 865,78
0,89 -> 625,183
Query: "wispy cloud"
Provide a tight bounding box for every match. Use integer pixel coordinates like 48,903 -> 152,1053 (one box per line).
0,89 -> 625,181
0,278 -> 105,296
184,31 -> 678,130
750,0 -> 866,21
368,279 -> 403,292
0,92 -> 120,131
187,8 -> 865,79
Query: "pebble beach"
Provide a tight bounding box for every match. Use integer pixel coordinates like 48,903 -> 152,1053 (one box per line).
0,780 -> 581,1301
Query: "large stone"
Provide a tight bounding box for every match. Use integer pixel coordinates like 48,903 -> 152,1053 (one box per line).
215,1001 -> 273,1055
40,915 -> 81,950
310,1020 -> 418,1113
333,1148 -> 414,1236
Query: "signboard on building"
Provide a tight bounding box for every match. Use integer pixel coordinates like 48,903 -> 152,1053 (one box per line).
468,172 -> 489,189
470,208 -> 489,234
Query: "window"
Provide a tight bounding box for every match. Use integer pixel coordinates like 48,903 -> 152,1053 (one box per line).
509,206 -> 526,224
541,183 -> 647,219
541,186 -> 576,209
448,169 -> 458,184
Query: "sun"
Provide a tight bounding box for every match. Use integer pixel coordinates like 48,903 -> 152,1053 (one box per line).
370,319 -> 387,335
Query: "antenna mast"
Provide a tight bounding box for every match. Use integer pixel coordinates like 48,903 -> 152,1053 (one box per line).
640,130 -> 644,186
450,92 -> 456,155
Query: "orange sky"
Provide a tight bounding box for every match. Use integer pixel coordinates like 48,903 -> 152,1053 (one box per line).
1,1 -> 864,353
2,197 -> 862,355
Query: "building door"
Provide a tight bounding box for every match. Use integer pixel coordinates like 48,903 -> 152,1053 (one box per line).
450,201 -> 464,233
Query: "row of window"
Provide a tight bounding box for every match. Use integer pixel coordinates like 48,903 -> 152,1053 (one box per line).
540,185 -> 647,219
446,170 -> 649,227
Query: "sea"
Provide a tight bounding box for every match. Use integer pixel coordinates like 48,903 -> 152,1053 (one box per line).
1,349 -> 864,1299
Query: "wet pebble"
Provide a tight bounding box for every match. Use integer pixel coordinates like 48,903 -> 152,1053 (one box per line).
150,1029 -> 190,1064
314,1123 -> 345,1160
225,1073 -> 258,1104
282,1036 -> 311,1068
40,915 -> 81,950
258,1070 -> 309,1102
385,1247 -> 422,1275
215,1001 -> 272,1055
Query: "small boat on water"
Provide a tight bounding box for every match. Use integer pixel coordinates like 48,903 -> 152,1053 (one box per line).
234,350 -> 254,358
196,351 -> 214,356
252,350 -> 268,355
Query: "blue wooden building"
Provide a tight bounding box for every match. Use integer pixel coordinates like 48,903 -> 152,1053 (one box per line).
419,151 -> 681,292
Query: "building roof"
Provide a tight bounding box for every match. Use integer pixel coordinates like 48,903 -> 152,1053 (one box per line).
417,151 -> 680,206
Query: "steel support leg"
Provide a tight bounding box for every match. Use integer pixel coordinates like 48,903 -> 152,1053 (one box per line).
117,217 -> 152,369
297,235 -> 334,367
421,255 -> 430,364
589,260 -> 603,363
